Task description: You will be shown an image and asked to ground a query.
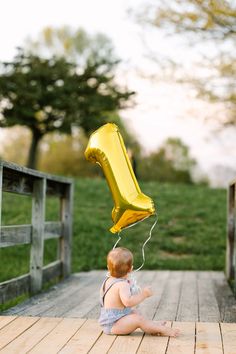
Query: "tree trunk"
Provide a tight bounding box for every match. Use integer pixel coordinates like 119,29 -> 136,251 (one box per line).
27,130 -> 42,169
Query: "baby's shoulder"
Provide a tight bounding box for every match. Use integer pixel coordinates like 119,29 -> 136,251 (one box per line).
116,279 -> 130,289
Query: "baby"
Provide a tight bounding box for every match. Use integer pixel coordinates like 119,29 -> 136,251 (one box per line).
98,247 -> 180,337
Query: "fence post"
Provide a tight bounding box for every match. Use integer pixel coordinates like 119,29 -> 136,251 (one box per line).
30,177 -> 46,294
226,182 -> 236,292
0,164 -> 3,245
60,183 -> 73,278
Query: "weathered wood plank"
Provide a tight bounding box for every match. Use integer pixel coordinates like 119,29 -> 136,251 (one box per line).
0,274 -> 30,305
0,161 -> 74,305
221,322 -> 236,354
42,260 -> 62,284
195,322 -> 223,354
0,163 -> 3,244
198,272 -> 221,322
0,225 -> 31,247
0,222 -> 62,248
0,222 -> 62,249
137,321 -> 171,354
2,167 -> 34,195
59,183 -> 73,278
46,180 -> 65,197
108,330 -> 144,354
211,271 -> 236,323
167,322 -> 195,354
0,316 -> 17,330
154,271 -> 183,321
0,262 -> 61,306
1,273 -> 91,316
0,316 -> 39,350
138,271 -> 169,320
89,332 -> 116,354
135,271 -> 158,319
41,271 -> 104,318
63,271 -> 105,318
226,183 -> 235,280
0,316 -> 235,354
2,271 -> 236,323
0,161 -> 72,184
176,271 -> 199,321
30,178 -> 46,295
58,319 -> 102,354
44,221 -> 62,240
2,164 -> 72,196
28,318 -> 86,354
0,317 -> 62,353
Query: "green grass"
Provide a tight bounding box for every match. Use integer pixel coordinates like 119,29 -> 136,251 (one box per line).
0,177 -> 227,284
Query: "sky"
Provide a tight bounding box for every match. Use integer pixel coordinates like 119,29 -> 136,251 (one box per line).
0,0 -> 236,186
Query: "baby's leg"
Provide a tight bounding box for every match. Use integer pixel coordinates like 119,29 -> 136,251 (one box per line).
132,309 -> 166,327
111,313 -> 179,337
111,314 -> 140,335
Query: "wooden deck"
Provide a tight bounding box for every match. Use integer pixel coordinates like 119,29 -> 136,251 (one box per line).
1,270 -> 236,353
2,270 -> 236,322
0,316 -> 236,353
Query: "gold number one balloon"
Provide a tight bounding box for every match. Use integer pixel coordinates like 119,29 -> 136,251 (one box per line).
85,123 -> 155,233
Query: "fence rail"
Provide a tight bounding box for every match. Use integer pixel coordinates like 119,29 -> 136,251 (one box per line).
226,177 -> 236,295
0,161 -> 73,305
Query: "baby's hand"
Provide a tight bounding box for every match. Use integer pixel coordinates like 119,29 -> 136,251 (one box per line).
142,286 -> 153,298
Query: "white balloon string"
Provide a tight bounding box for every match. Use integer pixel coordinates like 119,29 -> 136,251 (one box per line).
113,231 -> 121,249
134,214 -> 158,272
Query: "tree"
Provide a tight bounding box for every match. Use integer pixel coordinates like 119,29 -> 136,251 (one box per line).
138,137 -> 196,183
24,26 -> 116,67
0,49 -> 134,169
133,0 -> 236,126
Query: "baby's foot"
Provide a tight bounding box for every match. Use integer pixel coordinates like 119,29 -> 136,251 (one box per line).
159,326 -> 180,337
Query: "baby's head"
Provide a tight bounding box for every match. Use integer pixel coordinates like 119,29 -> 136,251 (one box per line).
107,247 -> 133,278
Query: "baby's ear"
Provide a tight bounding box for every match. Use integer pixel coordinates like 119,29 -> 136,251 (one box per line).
128,266 -> 133,273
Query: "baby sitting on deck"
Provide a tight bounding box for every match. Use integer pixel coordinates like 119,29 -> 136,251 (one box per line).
98,247 -> 180,337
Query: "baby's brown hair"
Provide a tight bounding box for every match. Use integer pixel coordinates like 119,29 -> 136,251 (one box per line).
107,247 -> 133,278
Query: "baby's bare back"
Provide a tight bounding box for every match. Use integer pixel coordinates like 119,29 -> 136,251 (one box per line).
102,278 -> 127,309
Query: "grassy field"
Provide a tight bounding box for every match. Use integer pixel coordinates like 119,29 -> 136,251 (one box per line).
0,177 -> 227,284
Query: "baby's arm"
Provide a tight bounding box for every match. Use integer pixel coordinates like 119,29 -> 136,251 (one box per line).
119,282 -> 153,307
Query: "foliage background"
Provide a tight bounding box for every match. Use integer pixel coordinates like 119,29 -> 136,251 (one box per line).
0,177 -> 226,284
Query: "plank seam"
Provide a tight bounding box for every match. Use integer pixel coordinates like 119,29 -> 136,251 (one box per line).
24,317 -> 65,353
219,323 -> 225,354
0,316 -> 18,330
47,274 -> 104,318
196,272 -> 200,322
134,332 -> 145,353
194,321 -> 196,354
107,334 -> 119,353
86,331 -> 103,353
210,271 -> 224,322
22,274 -> 99,317
152,271 -> 170,320
0,317 -> 41,351
164,321 -> 172,354
175,272 -> 184,321
55,318 -> 88,353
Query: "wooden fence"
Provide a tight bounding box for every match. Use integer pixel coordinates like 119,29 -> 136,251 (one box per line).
0,161 -> 73,304
226,178 -> 236,295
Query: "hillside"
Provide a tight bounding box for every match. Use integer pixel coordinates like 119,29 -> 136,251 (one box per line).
0,177 -> 227,283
